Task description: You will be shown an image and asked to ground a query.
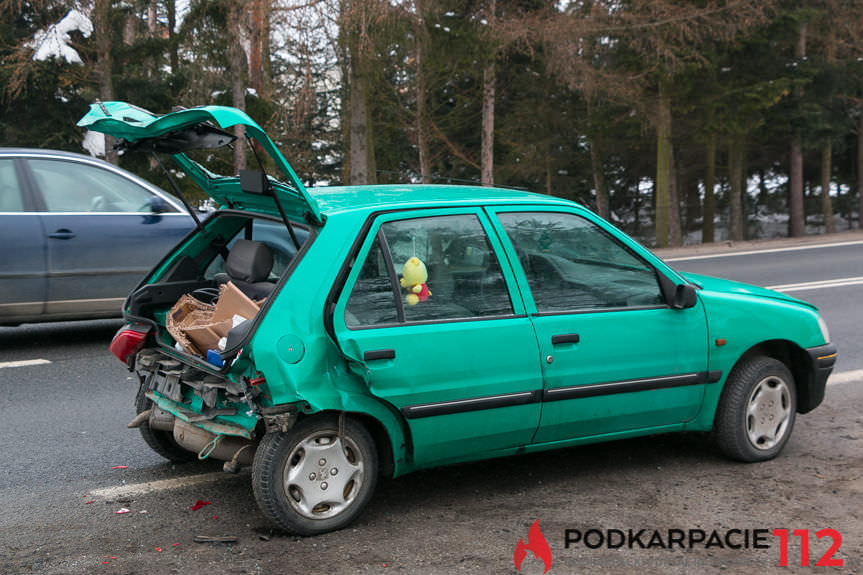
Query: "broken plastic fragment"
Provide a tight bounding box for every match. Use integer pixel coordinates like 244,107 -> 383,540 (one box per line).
85,500 -> 95,504
189,499 -> 211,511
111,466 -> 128,469
115,508 -> 130,514
155,547 -> 162,552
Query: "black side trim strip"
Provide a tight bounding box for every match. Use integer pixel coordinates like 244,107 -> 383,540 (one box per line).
708,370 -> 723,383
402,389 -> 542,419
543,372 -> 707,402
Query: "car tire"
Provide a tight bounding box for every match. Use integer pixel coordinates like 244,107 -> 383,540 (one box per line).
135,391 -> 198,463
714,356 -> 797,462
252,415 -> 378,535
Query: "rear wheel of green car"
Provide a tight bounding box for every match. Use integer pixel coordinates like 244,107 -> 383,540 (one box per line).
715,356 -> 797,462
252,415 -> 378,535
135,391 -> 198,463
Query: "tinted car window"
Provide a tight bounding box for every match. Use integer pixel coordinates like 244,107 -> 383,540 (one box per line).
498,212 -> 663,312
28,159 -> 173,213
346,214 -> 514,327
0,159 -> 24,212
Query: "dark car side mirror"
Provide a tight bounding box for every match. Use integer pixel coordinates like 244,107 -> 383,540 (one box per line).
658,273 -> 698,309
672,283 -> 698,309
149,195 -> 168,213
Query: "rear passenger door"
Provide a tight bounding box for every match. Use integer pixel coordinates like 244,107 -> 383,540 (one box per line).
333,209 -> 543,467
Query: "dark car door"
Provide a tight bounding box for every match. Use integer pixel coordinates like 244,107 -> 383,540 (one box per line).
333,209 -> 543,468
0,158 -> 47,324
22,157 -> 194,320
489,208 -> 709,443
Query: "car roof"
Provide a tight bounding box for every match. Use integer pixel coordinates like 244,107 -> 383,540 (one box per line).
308,184 -> 579,217
0,147 -> 105,162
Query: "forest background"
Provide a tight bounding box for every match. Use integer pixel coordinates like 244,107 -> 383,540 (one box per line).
2,0 -> 863,247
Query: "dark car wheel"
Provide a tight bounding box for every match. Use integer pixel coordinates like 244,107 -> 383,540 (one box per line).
715,356 -> 797,462
252,415 -> 378,535
135,391 -> 198,463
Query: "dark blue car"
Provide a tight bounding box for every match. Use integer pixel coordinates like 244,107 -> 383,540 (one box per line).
0,148 -> 195,325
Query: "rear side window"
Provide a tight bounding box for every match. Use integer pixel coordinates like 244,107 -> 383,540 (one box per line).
345,214 -> 514,327
0,159 -> 24,212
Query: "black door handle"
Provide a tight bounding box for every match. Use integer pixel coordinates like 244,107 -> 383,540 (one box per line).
48,229 -> 76,240
364,349 -> 395,361
551,333 -> 580,345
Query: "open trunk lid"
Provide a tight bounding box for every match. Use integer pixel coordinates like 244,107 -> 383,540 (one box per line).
78,101 -> 323,225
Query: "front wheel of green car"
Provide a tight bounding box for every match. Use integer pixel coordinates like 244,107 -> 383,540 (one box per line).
715,356 -> 797,462
252,415 -> 378,535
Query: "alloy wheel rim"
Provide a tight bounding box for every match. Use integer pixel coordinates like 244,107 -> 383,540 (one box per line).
745,375 -> 792,450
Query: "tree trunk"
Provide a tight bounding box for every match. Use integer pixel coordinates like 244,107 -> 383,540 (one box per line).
414,0 -> 431,183
229,1 -> 246,173
481,61 -> 495,185
93,0 -> 117,165
669,147 -> 681,246
348,49 -> 375,184
703,138 -> 716,243
167,1 -> 178,74
728,136 -> 745,242
859,112 -> 863,229
248,0 -> 265,96
821,143 -> 835,234
654,80 -> 672,247
480,0 -> 496,186
589,136 -> 609,219
789,22 -> 807,237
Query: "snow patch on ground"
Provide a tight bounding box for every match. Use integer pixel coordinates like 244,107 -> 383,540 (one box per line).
82,130 -> 105,157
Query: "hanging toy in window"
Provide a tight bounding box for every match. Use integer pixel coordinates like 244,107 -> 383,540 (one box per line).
400,257 -> 431,306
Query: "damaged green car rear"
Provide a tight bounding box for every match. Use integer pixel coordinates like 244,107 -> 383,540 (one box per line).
86,102 -> 837,536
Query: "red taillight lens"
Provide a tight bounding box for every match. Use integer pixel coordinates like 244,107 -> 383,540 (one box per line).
110,324 -> 151,364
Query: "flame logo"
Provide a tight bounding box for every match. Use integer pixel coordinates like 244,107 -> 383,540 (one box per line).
514,519 -> 552,573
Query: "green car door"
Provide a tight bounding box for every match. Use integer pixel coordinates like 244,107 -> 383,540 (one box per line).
332,209 -> 543,467
489,208 -> 710,443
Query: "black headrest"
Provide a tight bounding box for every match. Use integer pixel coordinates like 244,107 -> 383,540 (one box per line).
226,239 -> 273,283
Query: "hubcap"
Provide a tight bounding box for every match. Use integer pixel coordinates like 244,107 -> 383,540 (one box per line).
745,375 -> 792,450
282,431 -> 364,520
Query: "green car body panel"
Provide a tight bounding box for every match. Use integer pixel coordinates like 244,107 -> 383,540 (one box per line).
90,103 -> 834,485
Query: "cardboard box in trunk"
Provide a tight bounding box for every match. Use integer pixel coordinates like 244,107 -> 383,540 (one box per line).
166,282 -> 262,356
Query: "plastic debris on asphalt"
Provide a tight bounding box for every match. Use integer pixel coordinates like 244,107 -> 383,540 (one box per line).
193,535 -> 237,543
189,500 -> 210,511
114,508 -> 130,514
110,466 -> 128,469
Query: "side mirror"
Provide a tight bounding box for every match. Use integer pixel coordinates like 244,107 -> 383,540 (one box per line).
149,195 -> 168,213
672,283 -> 697,309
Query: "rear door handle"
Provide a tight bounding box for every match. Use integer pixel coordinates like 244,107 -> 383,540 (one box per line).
551,333 -> 580,345
364,349 -> 395,361
48,229 -> 76,240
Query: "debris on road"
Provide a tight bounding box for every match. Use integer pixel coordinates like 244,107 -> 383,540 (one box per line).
189,499 -> 210,511
110,466 -> 128,470
114,508 -> 130,515
193,535 -> 237,543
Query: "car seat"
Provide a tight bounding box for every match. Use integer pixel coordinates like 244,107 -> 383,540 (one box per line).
214,239 -> 276,300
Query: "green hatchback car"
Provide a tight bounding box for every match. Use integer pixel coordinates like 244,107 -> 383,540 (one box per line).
84,102 -> 837,536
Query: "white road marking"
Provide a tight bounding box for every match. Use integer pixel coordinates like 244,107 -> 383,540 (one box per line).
767,276 -> 863,292
665,239 -> 863,262
0,359 -> 52,369
89,472 -> 228,498
828,370 -> 863,385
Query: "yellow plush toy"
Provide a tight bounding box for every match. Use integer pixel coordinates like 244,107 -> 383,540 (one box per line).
400,257 -> 431,305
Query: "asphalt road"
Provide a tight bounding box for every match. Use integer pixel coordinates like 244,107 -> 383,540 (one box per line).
0,234 -> 860,575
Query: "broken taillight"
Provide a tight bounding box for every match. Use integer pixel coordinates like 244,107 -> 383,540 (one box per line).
110,323 -> 152,364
